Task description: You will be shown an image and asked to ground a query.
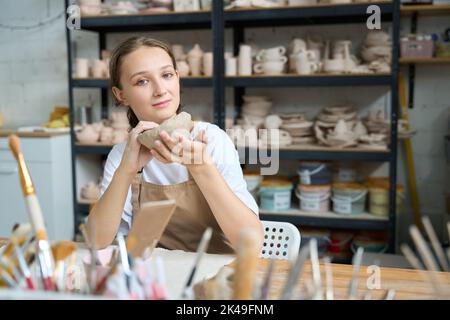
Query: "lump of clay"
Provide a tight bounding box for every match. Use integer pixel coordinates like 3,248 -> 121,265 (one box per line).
137,112 -> 192,149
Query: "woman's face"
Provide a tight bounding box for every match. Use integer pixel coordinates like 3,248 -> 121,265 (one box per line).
113,46 -> 180,124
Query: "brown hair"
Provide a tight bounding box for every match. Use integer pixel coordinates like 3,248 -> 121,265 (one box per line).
109,36 -> 182,128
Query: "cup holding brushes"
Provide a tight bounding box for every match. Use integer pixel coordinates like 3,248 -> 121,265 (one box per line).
51,241 -> 77,291
8,134 -> 55,291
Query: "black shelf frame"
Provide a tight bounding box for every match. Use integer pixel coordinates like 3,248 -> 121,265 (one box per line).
260,213 -> 389,231
238,147 -> 391,162
80,11 -> 212,32
65,0 -> 400,252
224,2 -> 393,27
225,74 -> 392,87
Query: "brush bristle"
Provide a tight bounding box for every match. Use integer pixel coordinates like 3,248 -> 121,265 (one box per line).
51,240 -> 77,261
8,134 -> 21,160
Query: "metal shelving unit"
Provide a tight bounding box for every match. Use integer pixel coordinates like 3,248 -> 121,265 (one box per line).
65,0 -> 400,251
401,5 -> 450,109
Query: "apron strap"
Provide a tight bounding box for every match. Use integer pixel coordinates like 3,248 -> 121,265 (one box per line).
131,171 -> 143,216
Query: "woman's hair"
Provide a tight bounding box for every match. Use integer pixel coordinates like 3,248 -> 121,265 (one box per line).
109,36 -> 182,128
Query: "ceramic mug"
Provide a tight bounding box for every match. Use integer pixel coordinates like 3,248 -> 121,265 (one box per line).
202,52 -> 213,76
253,58 -> 287,75
256,46 -> 287,61
296,60 -> 320,75
324,58 -> 345,73
238,44 -> 253,76
92,59 -> 106,78
225,57 -> 237,76
75,58 -> 89,78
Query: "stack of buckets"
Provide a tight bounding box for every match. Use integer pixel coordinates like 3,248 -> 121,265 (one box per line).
259,179 -> 293,211
296,162 -> 332,213
331,182 -> 368,215
366,177 -> 404,217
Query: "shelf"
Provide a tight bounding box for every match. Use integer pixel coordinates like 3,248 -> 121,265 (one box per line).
237,145 -> 390,161
80,10 -> 212,32
224,1 -> 394,27
225,74 -> 392,87
74,142 -> 113,155
260,208 -> 388,231
400,57 -> 450,64
72,77 -> 212,88
78,203 -> 91,214
401,4 -> 450,15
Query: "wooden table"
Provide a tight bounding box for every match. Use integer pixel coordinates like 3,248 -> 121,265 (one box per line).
257,259 -> 450,300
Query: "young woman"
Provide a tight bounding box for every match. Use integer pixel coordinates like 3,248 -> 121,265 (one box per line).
87,36 -> 263,253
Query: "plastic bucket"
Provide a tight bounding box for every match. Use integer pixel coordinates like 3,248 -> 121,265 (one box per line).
244,172 -> 262,201
332,183 -> 368,215
333,163 -> 358,183
259,180 -> 293,211
295,185 -> 331,212
298,161 -> 332,186
327,231 -> 354,259
367,177 -> 404,217
350,232 -> 388,253
301,231 -> 331,257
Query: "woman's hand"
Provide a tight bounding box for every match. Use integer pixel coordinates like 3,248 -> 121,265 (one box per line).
119,121 -> 159,176
151,129 -> 213,168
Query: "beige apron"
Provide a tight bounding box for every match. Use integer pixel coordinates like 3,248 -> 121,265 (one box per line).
131,172 -> 234,254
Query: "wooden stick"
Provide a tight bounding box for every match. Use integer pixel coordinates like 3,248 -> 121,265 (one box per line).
323,256 -> 334,300
400,244 -> 424,270
348,247 -> 363,300
259,259 -> 275,300
409,225 -> 440,272
280,244 -> 310,300
309,239 -> 323,300
422,217 -> 449,271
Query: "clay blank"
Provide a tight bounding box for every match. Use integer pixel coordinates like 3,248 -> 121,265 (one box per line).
137,112 -> 192,149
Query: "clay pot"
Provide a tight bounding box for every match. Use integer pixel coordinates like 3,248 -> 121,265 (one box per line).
112,130 -> 128,144
76,125 -> 100,143
80,181 -> 101,200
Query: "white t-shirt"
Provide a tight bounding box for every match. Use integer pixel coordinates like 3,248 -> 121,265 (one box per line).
100,121 -> 259,234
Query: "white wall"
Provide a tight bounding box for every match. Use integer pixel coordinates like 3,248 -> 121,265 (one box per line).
0,0 -> 448,245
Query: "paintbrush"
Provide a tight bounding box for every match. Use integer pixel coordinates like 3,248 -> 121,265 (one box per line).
259,259 -> 275,300
347,247 -> 364,300
79,223 -> 98,293
8,134 -> 55,291
0,268 -> 16,288
422,217 -> 449,272
10,235 -> 35,290
117,232 -> 132,292
152,256 -> 168,300
51,241 -> 77,291
309,239 -> 323,300
323,256 -> 334,300
181,227 -> 213,299
280,244 -> 310,300
232,229 -> 260,300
